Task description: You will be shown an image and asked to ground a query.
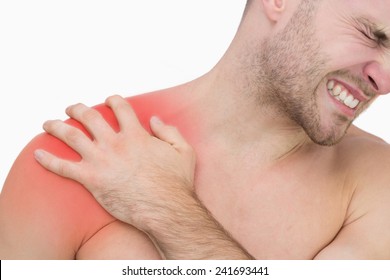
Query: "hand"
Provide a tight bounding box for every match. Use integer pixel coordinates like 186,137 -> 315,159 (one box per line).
34,95 -> 196,230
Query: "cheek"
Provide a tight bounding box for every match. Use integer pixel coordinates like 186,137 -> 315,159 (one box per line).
314,6 -> 377,71
319,37 -> 377,74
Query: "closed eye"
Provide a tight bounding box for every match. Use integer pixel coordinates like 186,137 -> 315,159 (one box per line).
354,17 -> 389,49
361,30 -> 377,42
357,27 -> 381,48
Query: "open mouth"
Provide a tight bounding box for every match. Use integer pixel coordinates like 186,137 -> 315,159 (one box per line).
327,80 -> 360,109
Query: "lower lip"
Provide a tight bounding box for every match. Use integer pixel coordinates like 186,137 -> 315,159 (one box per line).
327,89 -> 356,118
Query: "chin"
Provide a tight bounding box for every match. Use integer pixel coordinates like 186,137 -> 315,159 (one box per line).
305,122 -> 351,147
310,134 -> 345,146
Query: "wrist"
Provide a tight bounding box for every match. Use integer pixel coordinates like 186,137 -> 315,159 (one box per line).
142,189 -> 201,235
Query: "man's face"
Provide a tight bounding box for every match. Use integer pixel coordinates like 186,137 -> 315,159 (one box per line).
260,0 -> 390,146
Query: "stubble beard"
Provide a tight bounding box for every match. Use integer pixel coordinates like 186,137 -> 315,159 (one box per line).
253,0 -> 353,146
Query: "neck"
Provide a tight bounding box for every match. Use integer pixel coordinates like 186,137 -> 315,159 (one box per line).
175,64 -> 310,163
169,5 -> 312,162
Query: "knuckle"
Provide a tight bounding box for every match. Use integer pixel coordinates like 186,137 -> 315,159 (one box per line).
106,95 -> 129,111
105,95 -> 115,104
111,94 -> 123,100
44,155 -> 55,170
44,119 -> 60,130
115,102 -> 128,113
42,120 -> 54,132
66,103 -> 83,115
106,94 -> 119,102
64,127 -> 81,143
106,94 -> 122,106
56,162 -> 69,177
81,107 -> 99,123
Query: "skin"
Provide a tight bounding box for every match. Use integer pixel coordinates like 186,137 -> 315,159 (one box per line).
1,0 -> 390,259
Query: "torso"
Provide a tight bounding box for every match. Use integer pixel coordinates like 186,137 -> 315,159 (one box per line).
1,88 -> 385,259
77,89 -> 369,259
193,140 -> 351,259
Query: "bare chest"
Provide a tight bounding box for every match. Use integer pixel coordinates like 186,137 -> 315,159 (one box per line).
194,156 -> 351,259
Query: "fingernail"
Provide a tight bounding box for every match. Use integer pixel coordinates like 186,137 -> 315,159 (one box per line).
151,116 -> 163,125
34,150 -> 44,161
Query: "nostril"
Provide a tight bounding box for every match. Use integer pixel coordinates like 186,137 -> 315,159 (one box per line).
368,76 -> 379,91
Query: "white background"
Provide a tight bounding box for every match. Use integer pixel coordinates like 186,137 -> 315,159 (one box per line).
1,0 -> 390,192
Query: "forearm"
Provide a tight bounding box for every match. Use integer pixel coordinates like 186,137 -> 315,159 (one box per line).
142,191 -> 254,260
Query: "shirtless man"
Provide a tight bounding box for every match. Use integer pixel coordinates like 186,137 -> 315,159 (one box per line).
1,0 -> 390,259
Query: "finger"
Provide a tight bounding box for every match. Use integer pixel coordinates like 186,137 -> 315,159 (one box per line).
150,116 -> 192,153
66,103 -> 114,141
43,120 -> 94,157
34,149 -> 83,183
105,95 -> 144,134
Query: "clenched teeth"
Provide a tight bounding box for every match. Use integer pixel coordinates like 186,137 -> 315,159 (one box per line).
327,80 -> 359,109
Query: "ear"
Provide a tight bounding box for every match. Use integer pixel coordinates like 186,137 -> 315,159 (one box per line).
262,0 -> 286,22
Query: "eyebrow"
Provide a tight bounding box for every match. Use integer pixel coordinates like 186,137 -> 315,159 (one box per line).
355,16 -> 390,49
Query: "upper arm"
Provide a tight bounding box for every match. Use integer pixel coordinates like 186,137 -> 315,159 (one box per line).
0,132 -> 114,259
315,146 -> 390,260
315,207 -> 390,259
76,220 -> 162,260
0,98 -> 160,259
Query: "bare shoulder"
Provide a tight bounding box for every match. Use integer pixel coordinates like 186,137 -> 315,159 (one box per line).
0,92 -> 170,259
340,125 -> 390,174
0,129 -> 116,259
316,125 -> 390,259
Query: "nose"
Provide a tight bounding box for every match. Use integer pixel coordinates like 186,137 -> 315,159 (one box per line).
363,60 -> 390,95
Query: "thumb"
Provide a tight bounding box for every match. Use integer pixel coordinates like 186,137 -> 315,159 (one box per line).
149,116 -> 189,151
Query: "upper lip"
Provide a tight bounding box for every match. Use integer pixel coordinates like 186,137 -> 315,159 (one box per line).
331,78 -> 370,102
